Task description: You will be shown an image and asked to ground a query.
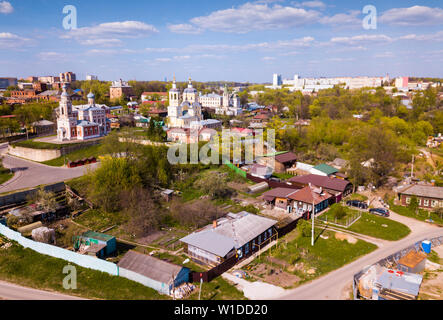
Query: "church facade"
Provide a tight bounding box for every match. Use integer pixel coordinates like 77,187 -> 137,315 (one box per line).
56,85 -> 110,141
167,77 -> 204,129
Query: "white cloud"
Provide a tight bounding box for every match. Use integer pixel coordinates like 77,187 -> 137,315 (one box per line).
399,31 -> 443,42
320,10 -> 361,26
380,6 -> 443,26
0,32 -> 30,48
297,1 -> 326,9
374,52 -> 395,58
38,52 -> 68,61
145,36 -> 315,54
330,34 -> 393,45
155,58 -> 172,62
168,24 -> 202,34
261,56 -> 276,61
79,38 -> 123,47
62,21 -> 158,40
189,2 -> 321,33
0,1 -> 13,14
327,57 -> 355,62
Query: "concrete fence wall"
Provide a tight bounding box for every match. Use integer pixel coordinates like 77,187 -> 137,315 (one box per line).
8,140 -> 101,162
0,182 -> 66,207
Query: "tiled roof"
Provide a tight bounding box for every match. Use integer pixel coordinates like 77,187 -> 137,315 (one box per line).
261,188 -> 299,201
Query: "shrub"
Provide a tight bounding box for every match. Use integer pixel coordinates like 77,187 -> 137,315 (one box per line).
329,204 -> 347,220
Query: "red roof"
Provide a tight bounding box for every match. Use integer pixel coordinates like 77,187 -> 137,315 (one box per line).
288,174 -> 351,193
275,152 -> 297,164
0,115 -> 16,118
288,185 -> 332,205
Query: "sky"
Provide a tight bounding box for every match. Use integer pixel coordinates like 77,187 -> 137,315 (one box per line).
0,0 -> 442,82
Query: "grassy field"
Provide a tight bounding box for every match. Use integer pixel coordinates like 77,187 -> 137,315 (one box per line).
346,212 -> 411,240
11,139 -> 85,150
318,205 -> 411,240
247,228 -> 377,286
388,200 -> 443,225
0,238 -> 167,300
41,144 -> 104,167
346,193 -> 369,201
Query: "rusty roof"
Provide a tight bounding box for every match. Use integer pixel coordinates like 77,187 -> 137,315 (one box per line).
288,185 -> 333,205
275,152 -> 297,164
398,250 -> 427,269
289,174 -> 351,192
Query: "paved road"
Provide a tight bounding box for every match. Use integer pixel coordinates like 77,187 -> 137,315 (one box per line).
276,201 -> 443,300
0,143 -> 98,193
0,280 -> 84,300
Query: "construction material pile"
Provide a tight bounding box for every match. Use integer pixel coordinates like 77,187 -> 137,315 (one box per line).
31,227 -> 56,244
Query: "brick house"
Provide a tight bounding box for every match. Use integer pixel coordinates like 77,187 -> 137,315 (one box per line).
397,184 -> 443,210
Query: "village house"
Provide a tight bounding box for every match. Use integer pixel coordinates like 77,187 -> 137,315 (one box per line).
117,250 -> 190,295
397,184 -> 443,210
258,151 -> 297,174
288,174 -> 353,202
180,212 -> 277,267
262,185 -> 333,216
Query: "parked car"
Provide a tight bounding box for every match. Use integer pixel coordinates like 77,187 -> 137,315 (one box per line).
346,200 -> 368,210
369,208 -> 390,217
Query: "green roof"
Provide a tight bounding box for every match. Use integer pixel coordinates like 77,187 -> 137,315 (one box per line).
82,231 -> 115,242
263,151 -> 288,157
313,163 -> 338,175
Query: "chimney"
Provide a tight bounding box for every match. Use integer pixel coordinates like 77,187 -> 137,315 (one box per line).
213,220 -> 218,229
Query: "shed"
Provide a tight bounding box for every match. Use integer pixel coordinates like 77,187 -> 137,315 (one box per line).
247,182 -> 269,194
375,269 -> 423,300
312,164 -> 338,176
397,250 -> 427,274
161,189 -> 174,202
78,231 -> 116,256
118,251 -> 190,295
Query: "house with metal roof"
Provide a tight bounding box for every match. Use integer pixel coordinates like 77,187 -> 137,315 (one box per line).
180,212 -> 277,267
288,174 -> 353,202
74,231 -> 116,258
397,184 -> 443,210
312,164 -> 339,177
118,251 -> 190,295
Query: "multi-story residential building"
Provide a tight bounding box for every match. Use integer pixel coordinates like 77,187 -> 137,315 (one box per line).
0,77 -> 17,89
86,75 -> 98,81
110,79 -> 134,100
59,72 -> 76,83
38,76 -> 60,84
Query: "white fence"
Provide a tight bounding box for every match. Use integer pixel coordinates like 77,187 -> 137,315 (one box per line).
0,224 -> 185,295
0,224 -> 118,275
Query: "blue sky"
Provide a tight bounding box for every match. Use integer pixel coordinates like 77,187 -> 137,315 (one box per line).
0,0 -> 442,82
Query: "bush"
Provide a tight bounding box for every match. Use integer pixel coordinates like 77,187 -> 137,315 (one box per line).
298,219 -> 312,238
329,204 -> 347,220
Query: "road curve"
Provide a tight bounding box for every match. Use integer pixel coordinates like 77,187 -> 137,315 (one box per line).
0,280 -> 85,300
276,210 -> 443,300
0,144 -> 98,193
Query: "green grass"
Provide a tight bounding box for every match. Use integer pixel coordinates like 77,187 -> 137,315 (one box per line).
272,172 -> 295,180
0,168 -> 13,185
11,139 -> 84,150
388,200 -> 443,225
346,193 -> 369,201
346,212 -> 411,240
42,144 -> 104,167
428,250 -> 442,264
0,241 -> 167,300
257,228 -> 377,285
74,209 -> 126,232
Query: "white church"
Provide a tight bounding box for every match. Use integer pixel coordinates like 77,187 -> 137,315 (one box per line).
167,77 -> 221,130
56,84 -> 110,141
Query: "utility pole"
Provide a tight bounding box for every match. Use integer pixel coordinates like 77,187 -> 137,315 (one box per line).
198,277 -> 203,300
411,154 -> 414,180
311,199 -> 315,247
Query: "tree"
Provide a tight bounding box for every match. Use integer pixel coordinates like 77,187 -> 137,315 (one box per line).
408,196 -> 419,214
28,186 -> 58,212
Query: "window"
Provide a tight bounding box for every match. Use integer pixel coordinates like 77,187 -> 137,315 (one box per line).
432,200 -> 438,208
440,201 -> 443,208
405,197 -> 411,204
424,199 -> 429,207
